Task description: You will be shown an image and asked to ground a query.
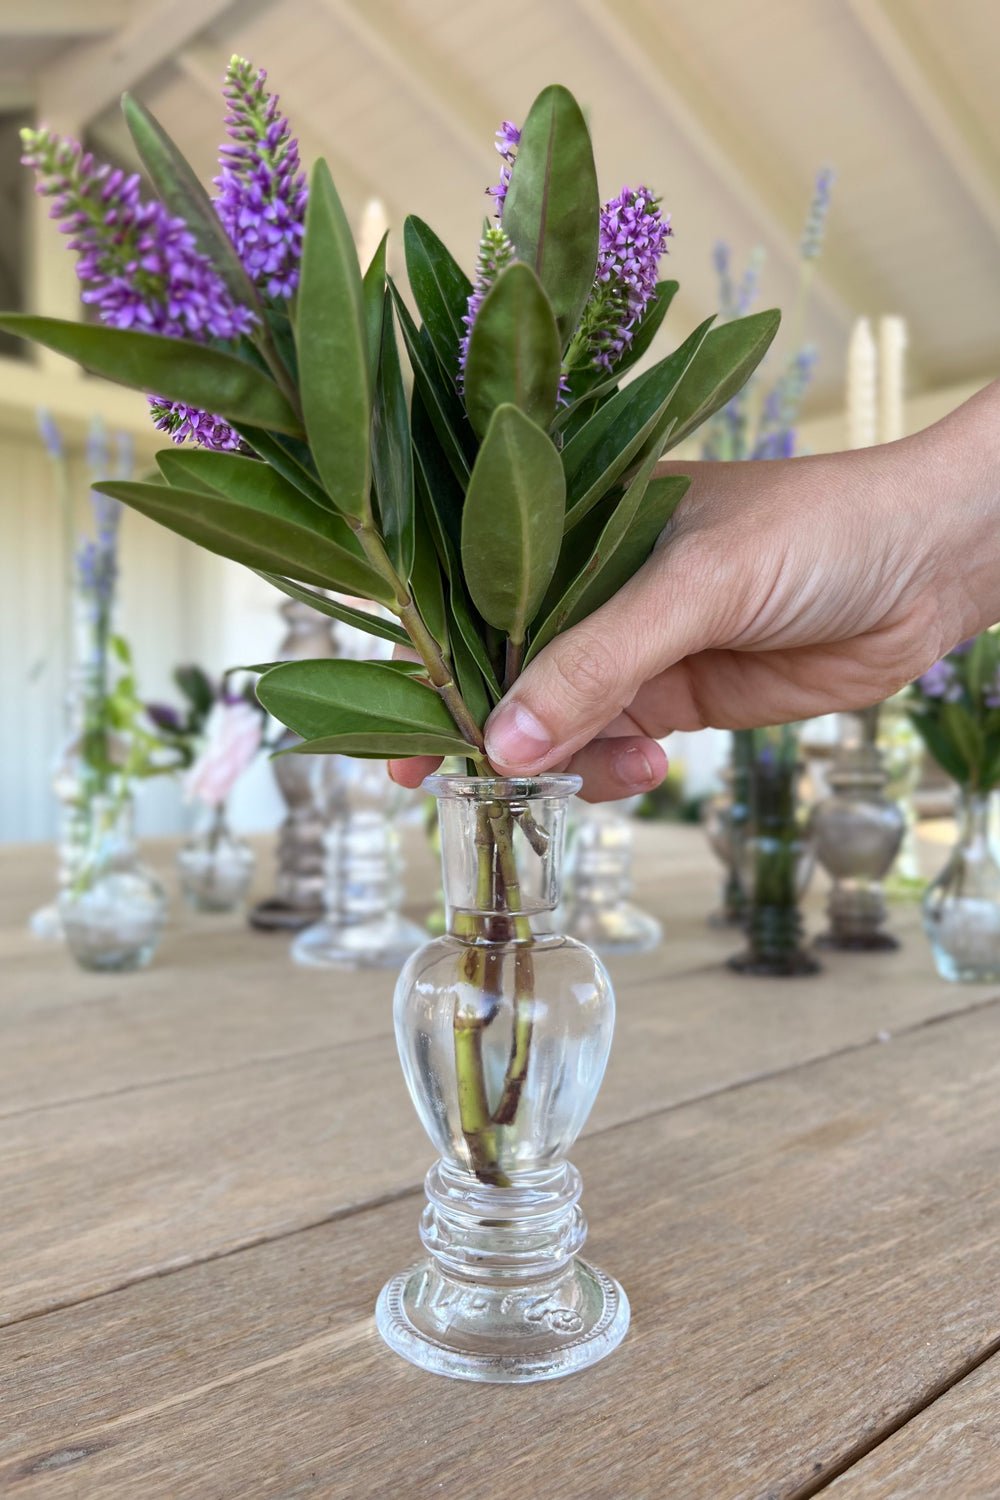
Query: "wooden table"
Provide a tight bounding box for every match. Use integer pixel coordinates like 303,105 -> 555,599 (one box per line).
3,823 -> 999,1499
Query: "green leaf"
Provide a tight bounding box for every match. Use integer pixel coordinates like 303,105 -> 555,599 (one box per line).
404,216 -> 472,385
97,480 -> 392,602
390,281 -> 471,488
558,279 -> 680,421
0,316 -> 301,435
362,230 -> 389,389
254,573 -> 410,646
284,730 -> 471,759
528,446 -> 670,659
561,317 -> 713,530
464,262 -> 562,438
909,707 -> 973,786
461,404 -> 565,644
154,448 -> 366,562
233,427 -> 332,510
255,658 -> 474,753
122,93 -> 262,319
371,296 -> 415,578
502,84 -> 599,346
297,160 -> 371,516
662,310 -> 782,450
412,392 -> 465,566
409,510 -> 448,648
942,702 -> 985,778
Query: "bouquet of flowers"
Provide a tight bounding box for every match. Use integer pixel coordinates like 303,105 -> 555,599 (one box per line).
11,63 -> 778,1185
909,633 -> 1000,792
146,665 -> 267,807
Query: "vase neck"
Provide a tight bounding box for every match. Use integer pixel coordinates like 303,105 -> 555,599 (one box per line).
431,778 -> 576,940
958,789 -> 994,846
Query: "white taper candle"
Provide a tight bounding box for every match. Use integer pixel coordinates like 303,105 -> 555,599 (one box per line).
878,315 -> 907,444
846,317 -> 878,450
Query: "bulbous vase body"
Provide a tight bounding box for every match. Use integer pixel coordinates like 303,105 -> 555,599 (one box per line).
376,775 -> 629,1383
923,789 -> 1000,981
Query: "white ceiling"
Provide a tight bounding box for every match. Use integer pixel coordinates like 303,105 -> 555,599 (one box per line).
4,0 -> 1000,414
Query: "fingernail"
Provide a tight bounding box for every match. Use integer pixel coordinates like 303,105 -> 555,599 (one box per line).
485,702 -> 554,769
611,744 -> 657,790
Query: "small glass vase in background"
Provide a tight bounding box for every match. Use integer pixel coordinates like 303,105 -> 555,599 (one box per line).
729,726 -> 819,978
922,789 -> 1000,981
811,708 -> 904,951
60,794 -> 167,972
880,694 -> 926,898
177,803 -> 254,913
563,799 -> 662,955
377,774 -> 628,1384
292,757 -> 424,968
702,728 -> 753,927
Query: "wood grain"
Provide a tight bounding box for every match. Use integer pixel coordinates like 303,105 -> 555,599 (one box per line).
4,998 -> 1000,1498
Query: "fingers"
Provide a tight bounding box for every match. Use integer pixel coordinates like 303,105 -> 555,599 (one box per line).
567,735 -> 668,803
388,754 -> 441,788
484,539 -> 719,774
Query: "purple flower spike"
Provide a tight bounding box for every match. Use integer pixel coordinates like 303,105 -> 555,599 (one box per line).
148,398 -> 244,452
801,166 -> 835,262
486,119 -> 521,220
458,224 -> 516,388
214,57 -> 308,299
572,185 -> 672,372
21,128 -> 255,345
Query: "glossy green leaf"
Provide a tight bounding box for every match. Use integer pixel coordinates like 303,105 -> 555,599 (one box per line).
528,446 -> 669,659
461,404 -> 565,644
371,296 -> 415,579
233,427 -> 332,510
411,392 -> 466,566
362,230 -> 389,389
502,84 -> 599,346
561,317 -> 713,530
663,310 -> 782,450
464,262 -> 562,438
153,449 -> 366,562
254,573 -> 409,647
255,658 -> 474,753
409,510 -> 448,648
96,480 -> 392,602
297,160 -> 371,516
448,611 -> 494,728
390,281 -> 471,487
0,316 -> 301,435
284,730 -> 472,759
121,93 -> 261,319
404,216 -> 472,384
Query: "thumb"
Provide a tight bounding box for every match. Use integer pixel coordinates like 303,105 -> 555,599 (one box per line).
483,540 -> 715,773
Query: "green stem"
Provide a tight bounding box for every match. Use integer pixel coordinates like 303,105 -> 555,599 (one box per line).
489,805 -> 535,1127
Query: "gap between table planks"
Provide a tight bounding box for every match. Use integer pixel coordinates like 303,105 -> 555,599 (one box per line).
4,996 -> 1000,1497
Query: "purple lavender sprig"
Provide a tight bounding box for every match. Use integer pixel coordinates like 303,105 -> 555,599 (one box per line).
213,56 -> 308,299
801,166 -> 835,262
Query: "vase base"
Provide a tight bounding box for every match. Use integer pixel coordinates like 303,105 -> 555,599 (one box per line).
291,913 -> 426,969
375,1255 -> 629,1383
814,930 -> 900,952
566,903 -> 662,956
727,949 -> 821,977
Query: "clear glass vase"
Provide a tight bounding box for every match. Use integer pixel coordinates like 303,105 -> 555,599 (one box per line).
177,804 -> 255,913
922,789 -> 1000,981
811,742 -> 904,950
292,758 -> 424,968
376,774 -> 629,1383
563,801 -> 662,955
59,794 -> 167,972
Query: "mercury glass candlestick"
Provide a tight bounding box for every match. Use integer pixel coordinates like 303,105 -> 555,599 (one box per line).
729,726 -> 819,977
250,598 -> 339,933
563,800 -> 662,955
811,708 -> 904,950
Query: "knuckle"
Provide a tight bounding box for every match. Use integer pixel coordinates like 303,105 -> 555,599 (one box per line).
550,630 -> 622,708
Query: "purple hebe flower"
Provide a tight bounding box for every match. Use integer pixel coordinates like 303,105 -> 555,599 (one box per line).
578,186 -> 673,371
214,58 -> 307,299
458,224 -> 516,387
148,398 -> 243,452
486,120 -> 520,220
917,659 -> 963,702
21,129 -> 254,342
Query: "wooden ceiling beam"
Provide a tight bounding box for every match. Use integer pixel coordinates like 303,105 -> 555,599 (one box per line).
575,0 -> 867,333
33,0 -> 241,128
844,0 -> 1000,246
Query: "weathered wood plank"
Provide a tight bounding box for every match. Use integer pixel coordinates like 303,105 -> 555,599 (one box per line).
825,1352 -> 1000,1498
3,999 -> 1000,1498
